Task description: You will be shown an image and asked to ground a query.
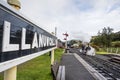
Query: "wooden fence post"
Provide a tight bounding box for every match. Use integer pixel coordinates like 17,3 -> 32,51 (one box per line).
111,48 -> 112,53
51,49 -> 55,65
116,48 -> 118,54
4,66 -> 17,80
107,48 -> 108,53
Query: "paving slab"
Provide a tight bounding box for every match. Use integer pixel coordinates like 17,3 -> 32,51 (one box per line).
61,53 -> 95,80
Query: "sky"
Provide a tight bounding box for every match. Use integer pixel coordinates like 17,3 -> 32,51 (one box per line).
4,0 -> 120,42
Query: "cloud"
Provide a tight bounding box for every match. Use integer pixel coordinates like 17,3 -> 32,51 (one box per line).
18,0 -> 120,41
70,31 -> 91,42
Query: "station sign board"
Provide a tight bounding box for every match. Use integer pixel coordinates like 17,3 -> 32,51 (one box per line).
0,0 -> 57,67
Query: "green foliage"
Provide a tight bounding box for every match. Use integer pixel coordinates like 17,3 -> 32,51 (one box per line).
96,52 -> 108,54
0,73 -> 3,80
69,40 -> 78,45
99,47 -> 107,52
91,27 -> 114,47
97,47 -> 120,54
112,31 -> 120,41
54,48 -> 64,62
91,27 -> 120,49
111,41 -> 120,47
91,44 -> 100,51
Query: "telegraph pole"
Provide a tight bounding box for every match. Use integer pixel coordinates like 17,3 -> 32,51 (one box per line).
55,27 -> 57,37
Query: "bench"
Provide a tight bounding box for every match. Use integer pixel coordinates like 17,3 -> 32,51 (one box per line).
56,66 -> 65,80
51,62 -> 65,80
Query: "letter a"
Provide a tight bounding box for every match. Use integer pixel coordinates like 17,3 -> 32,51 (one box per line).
32,32 -> 38,48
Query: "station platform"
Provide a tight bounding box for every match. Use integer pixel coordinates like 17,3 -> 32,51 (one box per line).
60,53 -> 97,80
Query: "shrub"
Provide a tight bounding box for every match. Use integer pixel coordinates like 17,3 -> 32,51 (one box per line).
91,44 -> 100,51
111,41 -> 120,47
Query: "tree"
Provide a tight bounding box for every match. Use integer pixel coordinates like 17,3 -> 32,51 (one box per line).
112,31 -> 120,41
91,27 -> 113,47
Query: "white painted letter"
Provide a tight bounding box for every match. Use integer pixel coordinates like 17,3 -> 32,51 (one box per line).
39,34 -> 43,47
21,28 -> 30,50
2,21 -> 19,52
32,32 -> 38,48
46,37 -> 50,46
43,36 -> 47,47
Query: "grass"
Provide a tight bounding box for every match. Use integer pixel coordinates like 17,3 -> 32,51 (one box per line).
96,47 -> 120,55
0,73 -> 3,80
99,47 -> 120,54
54,48 -> 64,62
96,51 -> 120,54
0,48 -> 64,80
17,53 -> 52,80
96,51 -> 108,54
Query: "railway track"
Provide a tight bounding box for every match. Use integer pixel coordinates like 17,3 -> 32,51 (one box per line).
69,48 -> 120,80
103,54 -> 120,64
